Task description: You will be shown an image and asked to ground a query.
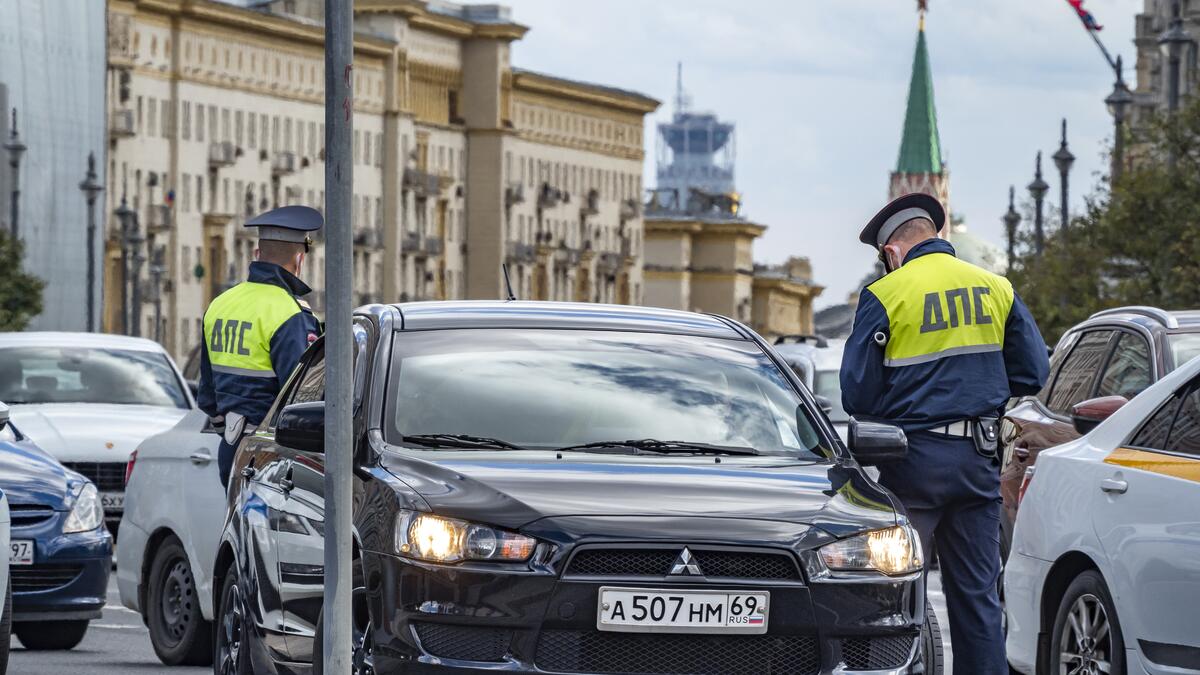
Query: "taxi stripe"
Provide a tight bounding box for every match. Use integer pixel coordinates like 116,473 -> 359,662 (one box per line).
1104,447 -> 1200,484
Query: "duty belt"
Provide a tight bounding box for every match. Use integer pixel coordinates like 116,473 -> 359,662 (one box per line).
929,416 -> 1001,459
930,420 -> 976,437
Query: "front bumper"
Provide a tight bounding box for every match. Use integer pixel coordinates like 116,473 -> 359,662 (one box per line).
10,514 -> 112,622
361,544 -> 927,675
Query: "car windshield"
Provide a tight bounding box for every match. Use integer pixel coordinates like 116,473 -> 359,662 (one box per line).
1169,333 -> 1200,371
385,329 -> 832,459
0,346 -> 188,408
814,370 -> 849,422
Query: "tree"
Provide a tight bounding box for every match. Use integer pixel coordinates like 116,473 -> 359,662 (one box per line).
1009,98 -> 1200,342
0,230 -> 45,330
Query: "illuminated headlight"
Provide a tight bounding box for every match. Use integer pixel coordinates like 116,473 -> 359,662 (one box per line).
818,525 -> 922,576
63,483 -> 105,534
395,511 -> 536,564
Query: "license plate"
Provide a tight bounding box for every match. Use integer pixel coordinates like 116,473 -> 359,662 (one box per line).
9,539 -> 33,565
597,587 -> 769,634
101,492 -> 124,511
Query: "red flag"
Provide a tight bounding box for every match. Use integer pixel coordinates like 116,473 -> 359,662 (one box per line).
1066,0 -> 1103,31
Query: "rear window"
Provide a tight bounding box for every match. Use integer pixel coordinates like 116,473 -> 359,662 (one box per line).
385,329 -> 832,458
1046,330 -> 1113,415
1168,333 -> 1200,371
0,346 -> 187,408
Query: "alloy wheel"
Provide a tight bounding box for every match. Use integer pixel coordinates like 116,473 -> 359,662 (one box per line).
160,559 -> 195,642
1058,593 -> 1111,675
218,582 -> 244,675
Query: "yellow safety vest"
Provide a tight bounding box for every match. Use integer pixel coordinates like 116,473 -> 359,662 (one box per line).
203,281 -> 304,379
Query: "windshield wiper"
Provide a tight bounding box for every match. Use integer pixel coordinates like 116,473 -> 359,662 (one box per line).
400,433 -> 525,450
556,439 -> 759,456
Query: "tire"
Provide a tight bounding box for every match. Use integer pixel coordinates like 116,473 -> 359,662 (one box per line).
214,568 -> 250,675
146,537 -> 212,666
1050,570 -> 1124,675
13,620 -> 88,650
922,600 -> 944,675
0,576 -> 11,674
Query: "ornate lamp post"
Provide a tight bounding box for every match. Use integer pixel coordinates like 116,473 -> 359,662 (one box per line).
149,245 -> 166,343
3,108 -> 26,239
114,195 -> 141,336
1027,152 -> 1050,255
1052,119 -> 1075,231
1003,186 -> 1021,273
1105,56 -> 1134,181
79,153 -> 103,332
1158,0 -> 1193,114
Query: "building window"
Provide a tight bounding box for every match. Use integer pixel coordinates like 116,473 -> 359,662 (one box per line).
196,104 -> 205,142
162,100 -> 172,138
196,175 -> 203,213
181,102 -> 191,141
147,96 -> 157,137
308,121 -> 317,158
235,110 -> 244,146
248,112 -> 256,149
181,174 -> 191,213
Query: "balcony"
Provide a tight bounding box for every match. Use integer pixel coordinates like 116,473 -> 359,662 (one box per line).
580,189 -> 600,216
598,252 -> 622,274
147,204 -> 172,232
553,246 -> 581,267
619,198 -> 641,222
422,237 -> 444,256
403,168 -> 441,198
272,151 -> 298,176
505,242 -> 535,264
401,230 -> 421,251
504,183 -> 526,209
353,227 -> 382,248
620,237 -> 635,260
208,141 -> 236,169
110,109 -> 136,138
537,183 -> 566,210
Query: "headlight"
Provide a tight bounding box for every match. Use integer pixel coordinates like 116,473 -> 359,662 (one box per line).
395,511 -> 536,564
63,483 -> 105,534
818,525 -> 922,576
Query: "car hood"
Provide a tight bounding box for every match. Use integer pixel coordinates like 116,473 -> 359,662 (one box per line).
380,449 -> 899,538
9,403 -> 190,463
0,439 -> 75,509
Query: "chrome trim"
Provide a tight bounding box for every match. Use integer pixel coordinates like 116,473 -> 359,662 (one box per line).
1088,306 -> 1178,329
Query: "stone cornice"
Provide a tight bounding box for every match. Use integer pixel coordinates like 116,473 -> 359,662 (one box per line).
355,0 -> 529,41
514,71 -> 660,115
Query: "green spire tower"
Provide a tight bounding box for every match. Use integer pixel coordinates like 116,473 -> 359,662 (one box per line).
889,9 -> 950,224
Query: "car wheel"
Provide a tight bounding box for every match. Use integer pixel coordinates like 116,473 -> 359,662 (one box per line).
922,600 -> 944,675
1050,570 -> 1124,675
314,586 -> 374,675
0,575 -> 12,674
214,568 -> 250,675
146,537 -> 212,666
13,620 -> 88,650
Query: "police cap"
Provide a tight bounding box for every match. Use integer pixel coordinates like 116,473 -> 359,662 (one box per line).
859,193 -> 945,250
245,205 -> 323,245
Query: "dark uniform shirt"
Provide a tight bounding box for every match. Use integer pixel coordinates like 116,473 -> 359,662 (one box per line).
196,261 -> 320,426
840,238 -> 1049,431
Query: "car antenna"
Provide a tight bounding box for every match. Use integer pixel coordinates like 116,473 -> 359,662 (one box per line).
501,263 -> 517,301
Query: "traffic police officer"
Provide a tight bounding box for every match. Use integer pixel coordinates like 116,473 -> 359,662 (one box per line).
196,205 -> 323,487
840,193 -> 1049,675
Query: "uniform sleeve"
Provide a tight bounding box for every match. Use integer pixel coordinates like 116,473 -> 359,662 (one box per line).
1003,291 -> 1050,397
269,311 -> 315,386
196,341 -> 218,417
840,288 -> 889,419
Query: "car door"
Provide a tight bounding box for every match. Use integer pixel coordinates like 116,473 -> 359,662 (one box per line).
181,413 -> 225,611
1092,375 -> 1200,673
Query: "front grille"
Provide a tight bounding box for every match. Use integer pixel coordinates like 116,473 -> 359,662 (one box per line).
9,504 -> 56,528
566,548 -> 801,581
839,635 -> 915,670
536,630 -> 820,675
12,564 -> 84,593
413,622 -> 512,662
62,462 -> 125,492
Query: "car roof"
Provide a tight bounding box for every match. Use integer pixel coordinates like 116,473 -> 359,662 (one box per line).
387,301 -> 745,339
1077,306 -> 1200,333
774,338 -> 845,371
0,332 -> 169,352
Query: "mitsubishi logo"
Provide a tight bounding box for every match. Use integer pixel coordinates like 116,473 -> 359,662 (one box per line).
669,547 -> 704,576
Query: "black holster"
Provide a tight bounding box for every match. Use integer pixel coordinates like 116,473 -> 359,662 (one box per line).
972,416 -> 1000,459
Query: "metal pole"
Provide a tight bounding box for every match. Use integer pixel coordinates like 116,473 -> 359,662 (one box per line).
323,0 -> 354,672
80,153 -> 102,333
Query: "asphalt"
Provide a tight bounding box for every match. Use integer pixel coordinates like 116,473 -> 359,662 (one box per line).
7,574 -> 955,674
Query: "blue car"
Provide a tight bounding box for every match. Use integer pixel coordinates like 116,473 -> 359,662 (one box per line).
0,402 -> 111,650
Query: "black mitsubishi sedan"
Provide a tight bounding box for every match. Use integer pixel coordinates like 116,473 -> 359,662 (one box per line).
213,301 -> 937,675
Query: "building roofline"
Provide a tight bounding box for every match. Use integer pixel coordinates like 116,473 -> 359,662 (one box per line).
512,68 -> 660,114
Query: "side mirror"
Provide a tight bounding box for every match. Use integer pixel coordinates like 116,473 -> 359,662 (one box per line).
1070,395 -> 1128,435
814,395 -> 834,415
0,401 -> 9,431
848,417 -> 907,466
276,401 -> 325,453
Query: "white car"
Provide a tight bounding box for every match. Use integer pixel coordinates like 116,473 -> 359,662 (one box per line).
773,335 -> 849,441
0,333 -> 193,533
1005,354 -> 1200,674
1,487 -> 10,674
116,408 -> 222,666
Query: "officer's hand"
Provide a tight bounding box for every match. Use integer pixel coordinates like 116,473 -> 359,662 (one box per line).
208,415 -> 226,434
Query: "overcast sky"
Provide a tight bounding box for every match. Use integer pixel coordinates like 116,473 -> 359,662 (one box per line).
487,0 -> 1142,307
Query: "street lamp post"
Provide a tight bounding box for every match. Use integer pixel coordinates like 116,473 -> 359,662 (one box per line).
1158,0 -> 1192,114
79,153 -> 103,333
114,196 -> 135,334
3,108 -> 26,239
1052,119 -> 1075,232
129,221 -> 145,338
1027,151 -> 1050,255
149,245 -> 165,343
1003,186 -> 1021,273
1105,55 -> 1134,181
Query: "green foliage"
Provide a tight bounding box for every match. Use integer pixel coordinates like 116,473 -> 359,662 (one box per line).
1010,99 -> 1200,342
0,230 -> 45,330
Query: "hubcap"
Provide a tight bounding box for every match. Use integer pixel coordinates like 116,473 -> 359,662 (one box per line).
160,559 -> 195,642
218,582 -> 244,675
1058,593 -> 1112,675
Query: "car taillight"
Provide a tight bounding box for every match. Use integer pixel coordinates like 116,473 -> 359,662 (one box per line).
125,449 -> 138,487
1018,466 -> 1036,505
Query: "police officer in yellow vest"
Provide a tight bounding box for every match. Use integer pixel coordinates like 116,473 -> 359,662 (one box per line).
840,193 -> 1049,675
196,205 -> 323,487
